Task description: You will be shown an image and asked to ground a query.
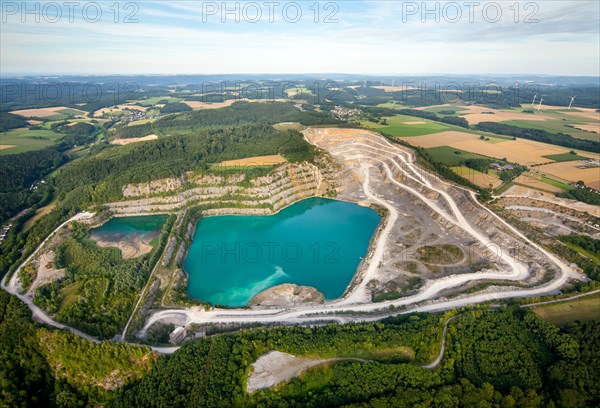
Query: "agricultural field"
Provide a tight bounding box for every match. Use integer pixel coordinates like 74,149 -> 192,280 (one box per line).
536,161 -> 600,190
0,128 -> 63,155
542,152 -> 591,162
513,172 -> 570,193
92,104 -> 149,117
372,114 -> 455,137
218,154 -> 287,167
136,96 -> 183,106
417,105 -> 468,115
400,130 -> 510,149
531,293 -> 600,326
425,146 -> 495,165
111,135 -> 158,145
451,165 -> 503,188
502,118 -> 599,142
182,99 -> 239,110
10,106 -> 86,120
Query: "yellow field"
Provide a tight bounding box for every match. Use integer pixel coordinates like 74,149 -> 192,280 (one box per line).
111,134 -> 158,145
573,123 -> 600,134
218,155 -> 287,167
398,131 -> 478,148
0,145 -> 16,150
372,85 -> 407,93
183,100 -> 239,109
536,161 -> 600,189
403,121 -> 427,125
27,119 -> 43,125
452,166 -> 502,188
10,106 -> 84,118
93,104 -> 148,117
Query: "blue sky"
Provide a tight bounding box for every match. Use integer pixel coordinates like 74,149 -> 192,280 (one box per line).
1,0 -> 599,75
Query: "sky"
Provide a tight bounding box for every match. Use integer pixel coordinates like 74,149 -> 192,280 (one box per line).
1,0 -> 599,76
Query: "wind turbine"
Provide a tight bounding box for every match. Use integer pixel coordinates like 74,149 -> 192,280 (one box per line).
381,80 -> 384,87
392,79 -> 395,87
531,94 -> 537,107
568,96 -> 576,109
363,80 -> 367,88
537,95 -> 544,111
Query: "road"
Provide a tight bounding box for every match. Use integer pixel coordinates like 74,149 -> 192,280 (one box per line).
0,129 -> 582,355
139,130 -> 578,336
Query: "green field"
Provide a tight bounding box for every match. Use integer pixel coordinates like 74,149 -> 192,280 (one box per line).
540,175 -> 573,191
420,105 -> 468,115
542,152 -> 590,162
425,146 -> 496,165
531,293 -> 600,326
137,96 -> 183,106
377,114 -> 454,137
0,128 -> 63,155
376,101 -> 406,110
501,118 -> 599,141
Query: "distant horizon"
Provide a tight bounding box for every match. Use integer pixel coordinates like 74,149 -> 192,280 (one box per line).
2,72 -> 599,79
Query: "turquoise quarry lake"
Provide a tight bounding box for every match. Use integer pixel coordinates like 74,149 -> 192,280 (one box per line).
184,198 -> 381,307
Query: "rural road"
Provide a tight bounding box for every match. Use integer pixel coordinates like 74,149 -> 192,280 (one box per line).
422,315 -> 458,370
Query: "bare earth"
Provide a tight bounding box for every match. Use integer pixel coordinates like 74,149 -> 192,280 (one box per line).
91,237 -> 153,260
0,145 -> 16,150
247,351 -> 329,393
218,154 -> 287,167
501,185 -> 600,217
27,251 -> 66,296
111,135 -> 158,145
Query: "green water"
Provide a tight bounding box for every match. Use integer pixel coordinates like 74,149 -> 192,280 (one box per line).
184,198 -> 381,307
89,215 -> 168,244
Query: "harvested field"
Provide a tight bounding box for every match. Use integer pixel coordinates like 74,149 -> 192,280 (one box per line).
449,138 -> 576,165
93,104 -> 148,117
403,121 -> 427,125
183,100 -> 239,109
372,85 -> 406,93
10,106 -> 85,118
27,120 -> 43,125
111,134 -> 158,145
218,154 -> 287,167
399,130 -> 482,148
459,105 -> 553,125
573,123 -> 600,134
452,166 -> 502,188
0,145 -> 15,150
536,161 -> 600,188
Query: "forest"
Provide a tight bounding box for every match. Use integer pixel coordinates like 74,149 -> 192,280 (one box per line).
3,302 -> 595,408
0,149 -> 66,223
34,217 -> 174,338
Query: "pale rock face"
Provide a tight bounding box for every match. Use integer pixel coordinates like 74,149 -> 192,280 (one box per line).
249,284 -> 324,308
